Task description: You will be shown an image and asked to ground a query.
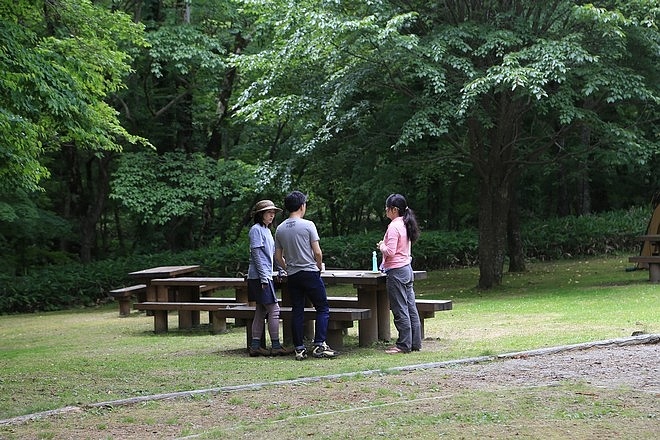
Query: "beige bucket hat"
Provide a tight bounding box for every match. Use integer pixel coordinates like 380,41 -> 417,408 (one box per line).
252,199 -> 282,214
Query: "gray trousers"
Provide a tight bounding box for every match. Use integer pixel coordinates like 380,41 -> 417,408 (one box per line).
385,264 -> 422,352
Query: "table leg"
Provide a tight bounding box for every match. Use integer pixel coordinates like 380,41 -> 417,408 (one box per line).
234,286 -> 249,327
144,284 -> 156,316
176,286 -> 196,329
649,263 -> 660,282
357,286 -> 378,346
153,310 -> 168,333
209,311 -> 227,334
280,285 -> 292,346
376,286 -> 391,341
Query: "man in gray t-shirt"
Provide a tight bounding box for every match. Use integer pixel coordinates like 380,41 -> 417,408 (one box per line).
275,190 -> 338,360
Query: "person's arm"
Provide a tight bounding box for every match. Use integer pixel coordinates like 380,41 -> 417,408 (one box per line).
250,247 -> 270,284
249,227 -> 270,284
311,240 -> 323,271
275,247 -> 286,272
379,228 -> 399,257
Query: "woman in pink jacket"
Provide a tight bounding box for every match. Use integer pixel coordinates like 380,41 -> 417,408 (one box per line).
377,194 -> 422,354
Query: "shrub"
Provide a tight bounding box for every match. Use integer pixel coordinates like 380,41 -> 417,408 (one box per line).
0,207 -> 650,313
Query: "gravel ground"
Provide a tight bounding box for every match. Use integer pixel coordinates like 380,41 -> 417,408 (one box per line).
420,338 -> 659,393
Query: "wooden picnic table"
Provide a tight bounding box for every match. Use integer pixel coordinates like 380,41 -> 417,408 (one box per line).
277,269 -> 427,346
128,266 -> 429,348
122,265 -> 201,315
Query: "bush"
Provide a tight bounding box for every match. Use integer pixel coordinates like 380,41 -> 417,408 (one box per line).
0,207 -> 650,313
521,207 -> 647,260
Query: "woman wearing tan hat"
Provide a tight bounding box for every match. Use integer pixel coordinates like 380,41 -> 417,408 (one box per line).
247,200 -> 291,356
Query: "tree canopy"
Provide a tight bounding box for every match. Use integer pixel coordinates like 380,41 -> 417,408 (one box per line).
0,0 -> 148,192
1,0 -> 658,288
232,0 -> 660,286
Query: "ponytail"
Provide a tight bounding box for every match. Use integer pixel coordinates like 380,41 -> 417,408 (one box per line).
385,194 -> 420,243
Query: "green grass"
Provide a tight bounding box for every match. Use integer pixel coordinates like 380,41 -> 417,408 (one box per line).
0,255 -> 657,421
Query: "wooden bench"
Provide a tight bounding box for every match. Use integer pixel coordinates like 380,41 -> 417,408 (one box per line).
326,296 -> 452,338
415,299 -> 453,338
109,284 -> 147,316
133,301 -> 245,334
194,305 -> 371,350
629,256 -> 660,282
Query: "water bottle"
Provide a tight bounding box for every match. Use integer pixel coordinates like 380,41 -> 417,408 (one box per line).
372,251 -> 378,272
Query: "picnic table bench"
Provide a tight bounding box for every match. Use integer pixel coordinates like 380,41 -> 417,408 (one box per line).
629,256 -> 660,282
220,305 -> 371,350
109,284 -> 147,316
133,301 -> 245,334
327,296 -> 452,338
134,302 -> 370,350
416,299 -> 453,337
630,235 -> 660,282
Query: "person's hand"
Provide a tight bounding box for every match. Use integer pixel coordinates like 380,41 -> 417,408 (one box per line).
376,240 -> 383,250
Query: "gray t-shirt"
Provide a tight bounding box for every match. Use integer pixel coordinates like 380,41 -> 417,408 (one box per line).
275,217 -> 320,275
247,223 -> 275,283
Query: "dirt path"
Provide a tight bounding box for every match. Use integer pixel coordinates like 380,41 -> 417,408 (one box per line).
424,337 -> 659,392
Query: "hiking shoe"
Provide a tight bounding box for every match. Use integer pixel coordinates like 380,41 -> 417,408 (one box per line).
249,346 -> 271,357
271,347 -> 294,356
294,347 -> 308,361
312,342 -> 338,358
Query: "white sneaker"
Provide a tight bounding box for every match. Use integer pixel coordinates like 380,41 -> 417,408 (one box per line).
312,342 -> 339,358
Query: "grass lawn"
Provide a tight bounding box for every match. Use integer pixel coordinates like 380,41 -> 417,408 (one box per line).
0,255 -> 658,438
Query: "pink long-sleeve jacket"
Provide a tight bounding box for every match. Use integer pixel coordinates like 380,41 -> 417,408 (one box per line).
379,216 -> 411,270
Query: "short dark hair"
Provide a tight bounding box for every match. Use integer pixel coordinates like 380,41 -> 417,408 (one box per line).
284,190 -> 307,212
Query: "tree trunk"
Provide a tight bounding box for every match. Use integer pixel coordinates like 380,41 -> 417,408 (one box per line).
78,155 -> 111,263
477,174 -> 511,288
57,145 -> 110,263
576,127 -> 592,215
471,92 -> 521,288
577,170 -> 591,215
507,184 -> 526,272
113,205 -> 126,255
177,89 -> 194,153
206,34 -> 248,158
556,161 -> 570,216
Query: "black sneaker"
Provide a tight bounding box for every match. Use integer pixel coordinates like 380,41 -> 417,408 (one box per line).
294,347 -> 308,361
312,342 -> 338,358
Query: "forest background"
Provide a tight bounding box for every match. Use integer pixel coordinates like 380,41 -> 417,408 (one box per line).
1,0 -> 658,313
